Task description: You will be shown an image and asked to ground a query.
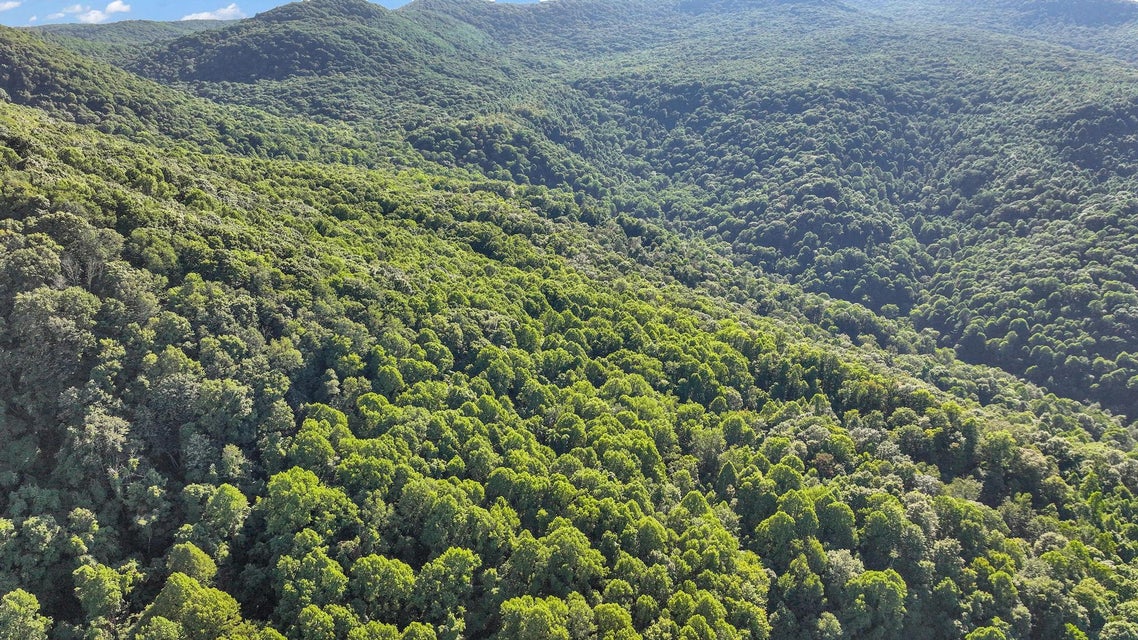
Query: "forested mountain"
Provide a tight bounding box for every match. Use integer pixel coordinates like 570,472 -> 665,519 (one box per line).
4,1 -> 1138,639
111,0 -> 524,125
77,0 -> 1138,421
0,26 -> 391,162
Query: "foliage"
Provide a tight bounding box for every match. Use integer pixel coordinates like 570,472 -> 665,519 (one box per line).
2,1 -> 1138,639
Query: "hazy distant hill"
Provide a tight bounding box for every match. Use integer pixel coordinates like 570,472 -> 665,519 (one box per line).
845,0 -> 1138,62
33,19 -> 233,44
29,19 -> 235,65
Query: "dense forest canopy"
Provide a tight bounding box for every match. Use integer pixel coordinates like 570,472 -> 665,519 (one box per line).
71,0 -> 1138,419
3,0 -> 1138,639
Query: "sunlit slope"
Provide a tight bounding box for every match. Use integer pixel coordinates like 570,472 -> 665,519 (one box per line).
1,84 -> 1135,639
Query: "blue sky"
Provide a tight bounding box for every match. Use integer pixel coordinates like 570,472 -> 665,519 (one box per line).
0,0 -> 410,26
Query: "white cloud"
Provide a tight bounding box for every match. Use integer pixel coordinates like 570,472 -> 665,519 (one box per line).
181,3 -> 245,20
0,2 -> 21,12
48,4 -> 86,20
28,15 -> 37,22
73,1 -> 130,23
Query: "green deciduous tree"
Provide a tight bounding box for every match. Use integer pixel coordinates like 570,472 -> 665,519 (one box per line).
840,569 -> 907,640
350,555 -> 415,624
411,547 -> 480,625
499,595 -> 571,640
0,589 -> 51,640
141,573 -> 243,640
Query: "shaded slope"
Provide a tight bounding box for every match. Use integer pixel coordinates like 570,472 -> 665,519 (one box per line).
0,25 -> 395,163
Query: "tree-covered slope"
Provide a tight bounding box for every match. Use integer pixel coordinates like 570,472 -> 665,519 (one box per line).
3,81 -> 1138,640
106,0 -> 525,126
5,2 -> 1138,640
0,25 -> 393,163
531,9 -> 1138,419
32,19 -> 234,44
29,19 -> 235,66
91,0 -> 1138,420
845,0 -> 1138,64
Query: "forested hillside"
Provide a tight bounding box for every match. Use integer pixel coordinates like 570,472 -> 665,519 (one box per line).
3,1 -> 1138,639
78,0 -> 1138,420
846,0 -> 1138,64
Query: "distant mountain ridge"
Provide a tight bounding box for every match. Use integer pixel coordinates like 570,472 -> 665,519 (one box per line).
32,19 -> 234,44
846,0 -> 1138,62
